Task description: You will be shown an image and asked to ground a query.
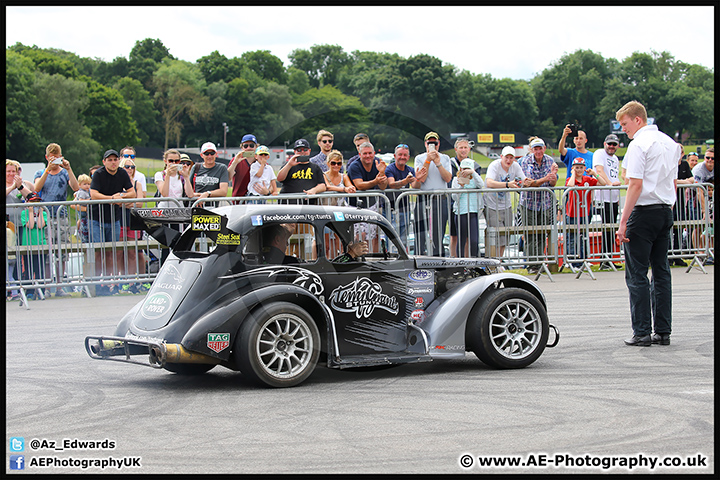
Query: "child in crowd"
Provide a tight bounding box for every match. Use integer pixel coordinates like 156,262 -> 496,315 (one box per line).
20,202 -> 49,300
6,220 -> 19,300
451,159 -> 485,257
71,174 -> 92,242
246,145 -> 278,202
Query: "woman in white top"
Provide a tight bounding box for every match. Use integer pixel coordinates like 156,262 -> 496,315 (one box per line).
154,149 -> 187,208
323,150 -> 356,206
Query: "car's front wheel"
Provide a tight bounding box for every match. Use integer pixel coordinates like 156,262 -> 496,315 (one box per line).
237,302 -> 320,388
468,287 -> 549,369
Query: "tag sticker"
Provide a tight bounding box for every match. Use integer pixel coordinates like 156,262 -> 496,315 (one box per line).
207,333 -> 230,353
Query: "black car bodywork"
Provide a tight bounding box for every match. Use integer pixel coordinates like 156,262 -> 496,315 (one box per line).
85,204 -> 558,387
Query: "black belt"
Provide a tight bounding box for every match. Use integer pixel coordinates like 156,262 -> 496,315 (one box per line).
635,204 -> 671,210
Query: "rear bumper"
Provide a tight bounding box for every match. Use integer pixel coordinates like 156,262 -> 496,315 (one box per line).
84,335 -> 221,368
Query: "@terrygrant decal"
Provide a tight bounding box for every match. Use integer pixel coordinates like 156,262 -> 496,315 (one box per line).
207,333 -> 230,353
329,277 -> 399,319
141,292 -> 173,319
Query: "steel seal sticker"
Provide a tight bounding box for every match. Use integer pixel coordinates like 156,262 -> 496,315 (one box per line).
141,292 -> 173,319
216,232 -> 241,245
207,333 -> 230,353
329,277 -> 399,319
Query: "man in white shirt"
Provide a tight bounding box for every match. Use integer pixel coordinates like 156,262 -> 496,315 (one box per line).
616,101 -> 680,347
412,131 -> 452,256
593,134 -> 623,269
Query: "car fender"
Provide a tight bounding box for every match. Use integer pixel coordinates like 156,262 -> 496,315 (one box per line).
180,284 -> 329,361
419,273 -> 546,357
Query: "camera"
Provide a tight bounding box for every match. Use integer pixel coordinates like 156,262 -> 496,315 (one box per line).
242,151 -> 255,158
567,124 -> 579,137
295,155 -> 310,163
52,157 -> 64,165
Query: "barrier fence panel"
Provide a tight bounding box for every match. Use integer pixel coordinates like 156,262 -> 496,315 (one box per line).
6,184 -> 712,305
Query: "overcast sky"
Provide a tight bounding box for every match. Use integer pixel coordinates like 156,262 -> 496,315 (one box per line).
5,6 -> 715,80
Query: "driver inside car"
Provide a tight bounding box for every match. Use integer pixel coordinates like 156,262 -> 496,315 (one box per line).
261,223 -> 299,265
332,239 -> 369,263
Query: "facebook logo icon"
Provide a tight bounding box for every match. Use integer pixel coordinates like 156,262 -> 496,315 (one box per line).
10,455 -> 25,470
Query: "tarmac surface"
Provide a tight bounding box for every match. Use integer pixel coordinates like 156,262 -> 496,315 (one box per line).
5,265 -> 714,474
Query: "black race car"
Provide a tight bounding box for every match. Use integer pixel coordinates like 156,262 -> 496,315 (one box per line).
85,204 -> 558,388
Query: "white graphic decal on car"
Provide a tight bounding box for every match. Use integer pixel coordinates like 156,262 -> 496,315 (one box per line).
329,277 -> 399,319
221,266 -> 324,295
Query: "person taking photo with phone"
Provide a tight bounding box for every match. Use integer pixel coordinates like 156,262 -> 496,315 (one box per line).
276,138 -> 326,204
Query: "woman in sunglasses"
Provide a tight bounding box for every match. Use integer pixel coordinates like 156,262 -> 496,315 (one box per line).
323,150 -> 356,206
118,150 -> 146,293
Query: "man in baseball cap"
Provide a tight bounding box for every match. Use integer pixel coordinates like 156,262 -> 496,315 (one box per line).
604,134 -> 620,144
184,141 -> 228,205
424,131 -> 440,142
276,138 -> 326,201
293,138 -> 311,151
200,142 -> 217,155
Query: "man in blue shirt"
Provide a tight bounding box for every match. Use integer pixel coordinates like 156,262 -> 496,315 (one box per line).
33,142 -> 80,297
385,144 -> 415,241
559,125 -> 593,179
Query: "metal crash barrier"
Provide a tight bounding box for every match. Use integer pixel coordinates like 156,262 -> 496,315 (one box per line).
6,184 -> 713,307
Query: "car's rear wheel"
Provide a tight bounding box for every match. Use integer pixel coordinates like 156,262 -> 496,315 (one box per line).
237,302 -> 320,388
468,287 -> 549,369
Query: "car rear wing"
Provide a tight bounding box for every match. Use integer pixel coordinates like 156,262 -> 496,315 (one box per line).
130,207 -> 225,249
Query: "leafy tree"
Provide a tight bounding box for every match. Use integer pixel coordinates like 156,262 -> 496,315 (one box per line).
289,44 -> 351,88
197,50 -> 243,84
6,51 -> 43,158
532,49 -> 615,146
128,38 -> 173,88
151,59 -> 211,150
80,77 -> 140,150
8,42 -> 79,78
130,38 -> 174,64
32,73 -> 102,172
291,85 -> 368,146
94,56 -> 130,86
113,77 -> 160,147
286,67 -> 311,97
241,50 -> 287,84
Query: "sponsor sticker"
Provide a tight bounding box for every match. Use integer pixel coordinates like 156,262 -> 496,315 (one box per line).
408,286 -> 433,295
334,212 -> 345,221
141,292 -> 173,319
414,297 -> 424,308
207,333 -> 230,353
191,214 -> 222,231
329,277 -> 399,319
408,269 -> 434,283
216,232 -> 241,245
410,309 -> 425,323
251,215 -> 263,226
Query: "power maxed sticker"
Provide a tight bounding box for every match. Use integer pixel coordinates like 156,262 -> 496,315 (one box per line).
191,214 -> 222,231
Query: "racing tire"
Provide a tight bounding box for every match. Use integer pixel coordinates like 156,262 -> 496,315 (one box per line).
237,302 -> 320,388
163,363 -> 215,375
468,287 -> 549,369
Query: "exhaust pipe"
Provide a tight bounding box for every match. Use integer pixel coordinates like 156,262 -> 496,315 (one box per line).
150,343 -> 221,365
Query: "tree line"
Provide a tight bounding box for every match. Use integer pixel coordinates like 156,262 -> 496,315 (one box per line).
6,40 -> 714,175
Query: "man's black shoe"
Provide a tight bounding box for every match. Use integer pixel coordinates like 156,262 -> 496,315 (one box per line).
651,333 -> 671,345
624,334 -> 652,346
